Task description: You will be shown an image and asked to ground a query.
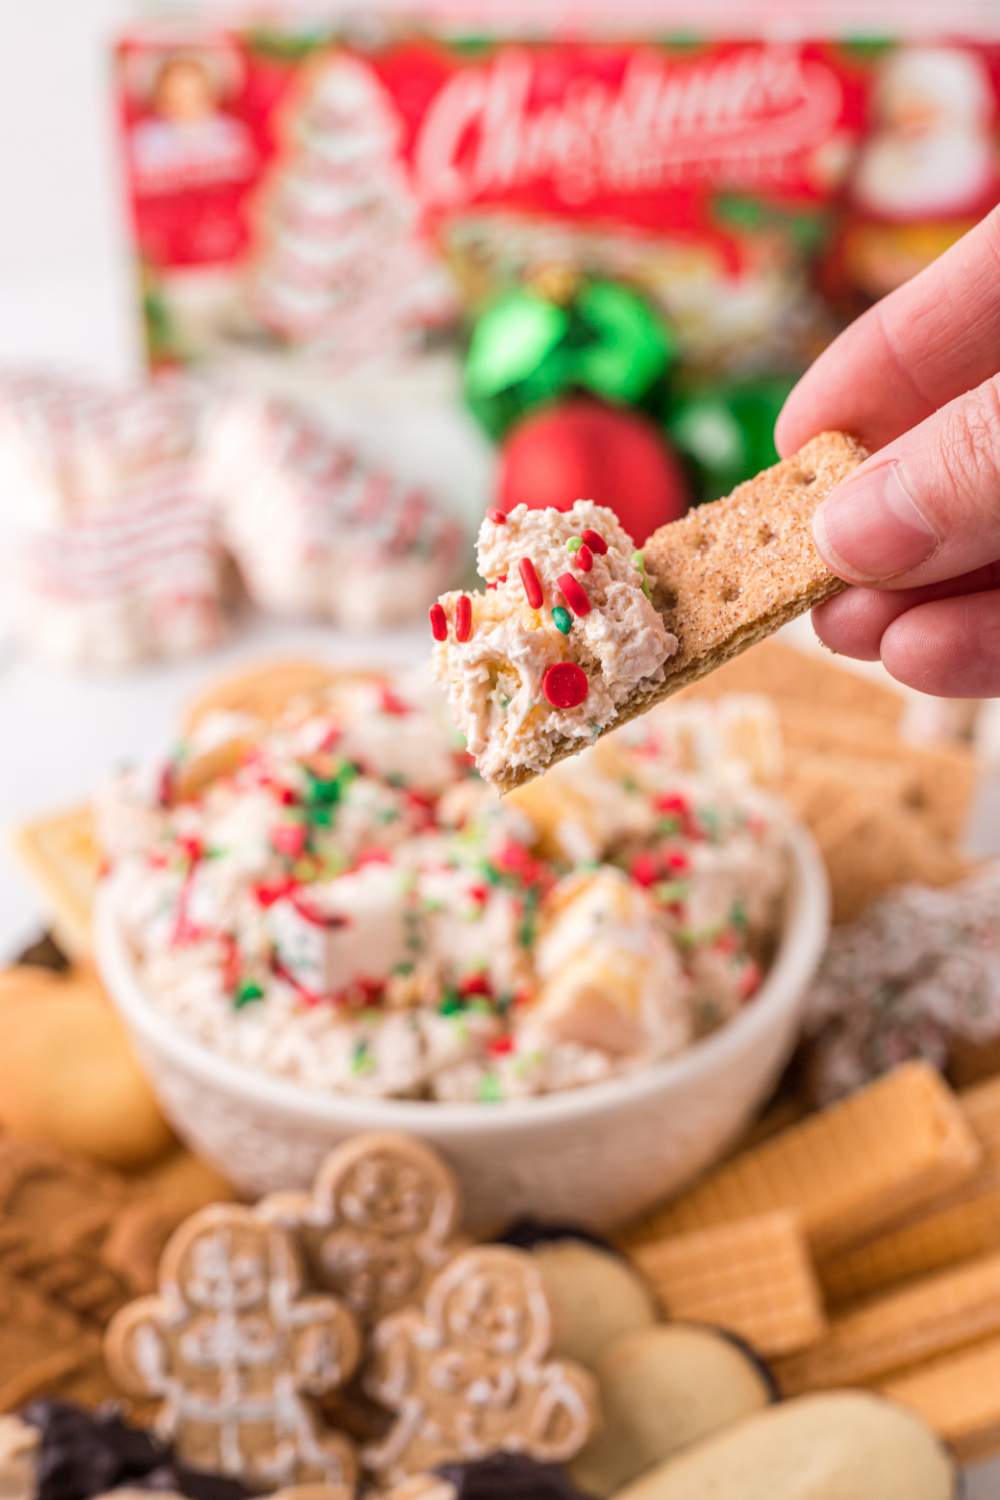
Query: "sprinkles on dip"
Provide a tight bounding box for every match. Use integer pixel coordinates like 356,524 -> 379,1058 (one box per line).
96,667 -> 788,1106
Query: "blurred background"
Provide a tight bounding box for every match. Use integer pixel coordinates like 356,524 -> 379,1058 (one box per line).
3,0 -> 998,935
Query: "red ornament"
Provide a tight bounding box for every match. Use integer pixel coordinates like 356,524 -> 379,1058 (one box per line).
542,662 -> 589,708
495,398 -> 689,543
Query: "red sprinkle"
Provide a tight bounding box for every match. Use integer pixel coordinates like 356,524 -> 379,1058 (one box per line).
581,528 -> 608,555
519,557 -> 544,609
665,848 -> 690,873
575,543 -> 593,572
460,972 -> 492,997
179,836 -> 204,863
487,507 -> 507,524
253,876 -> 298,908
272,823 -> 308,859
489,1034 -> 515,1056
429,602 -> 448,641
630,852 -> 659,887
542,662 -> 589,709
455,593 -> 473,642
655,793 -> 690,819
468,882 -> 490,906
556,573 -> 592,617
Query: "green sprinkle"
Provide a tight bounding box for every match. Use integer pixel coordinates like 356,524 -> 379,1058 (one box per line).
351,1039 -> 375,1076
632,549 -> 646,572
730,900 -> 749,930
478,1073 -> 504,1103
655,879 -> 691,904
439,988 -> 464,1016
566,535 -> 583,553
234,979 -> 264,1009
641,580 -> 652,600
551,605 -> 572,635
392,961 -> 415,977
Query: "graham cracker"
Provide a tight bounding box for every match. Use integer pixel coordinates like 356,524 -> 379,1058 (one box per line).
776,1249 -> 1000,1395
633,1211 -> 825,1358
181,658 -> 347,735
880,1332 -> 1000,1463
776,703 -> 977,848
496,431 -> 866,790
619,1063 -> 980,1259
808,799 -> 967,925
678,637 -> 904,727
10,805 -> 100,957
818,1076 -> 1000,1305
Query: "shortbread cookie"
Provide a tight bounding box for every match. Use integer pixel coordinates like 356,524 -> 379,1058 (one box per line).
364,1246 -> 597,1485
570,1323 -> 773,1496
432,432 -> 865,789
612,1392 -> 954,1500
260,1133 -> 465,1327
181,659 -> 345,737
0,965 -> 173,1169
529,1240 -> 658,1368
105,1205 -> 361,1492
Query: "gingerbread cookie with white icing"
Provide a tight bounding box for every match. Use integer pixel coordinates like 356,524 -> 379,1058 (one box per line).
261,1134 -> 465,1330
363,1246 -> 597,1486
104,1205 -> 360,1494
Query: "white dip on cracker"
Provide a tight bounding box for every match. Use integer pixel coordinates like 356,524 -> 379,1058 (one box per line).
430,503 -> 677,786
99,672 -> 788,1103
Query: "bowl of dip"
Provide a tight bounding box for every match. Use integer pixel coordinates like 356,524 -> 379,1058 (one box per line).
93,670 -> 829,1232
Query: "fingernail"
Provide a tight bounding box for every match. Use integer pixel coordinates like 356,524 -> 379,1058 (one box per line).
813,461 -> 938,582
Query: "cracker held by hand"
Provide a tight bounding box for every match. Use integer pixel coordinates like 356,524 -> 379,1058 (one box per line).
431,432 -> 865,790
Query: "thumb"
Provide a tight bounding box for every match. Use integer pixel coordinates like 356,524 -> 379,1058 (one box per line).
812,373 -> 1000,589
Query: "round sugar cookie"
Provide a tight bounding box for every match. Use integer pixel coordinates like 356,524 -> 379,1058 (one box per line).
613,1392 -> 955,1500
0,966 -> 173,1169
570,1324 -> 773,1495
530,1239 -> 659,1368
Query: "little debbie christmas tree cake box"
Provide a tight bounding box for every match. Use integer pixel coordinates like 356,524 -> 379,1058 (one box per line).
112,13 -> 1000,378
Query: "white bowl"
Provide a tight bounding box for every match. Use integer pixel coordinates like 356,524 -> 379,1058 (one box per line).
95,811 -> 828,1234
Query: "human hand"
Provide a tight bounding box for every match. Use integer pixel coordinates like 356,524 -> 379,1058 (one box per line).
776,206 -> 1000,697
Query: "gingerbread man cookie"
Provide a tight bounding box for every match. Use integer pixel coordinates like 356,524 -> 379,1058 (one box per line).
260,1134 -> 464,1328
104,1205 -> 361,1494
363,1246 -> 597,1485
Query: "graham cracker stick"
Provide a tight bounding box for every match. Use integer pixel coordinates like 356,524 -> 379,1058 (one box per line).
619,1063 -> 980,1259
633,1211 -> 825,1358
776,1249 -> 1000,1395
880,1332 -> 1000,1463
494,431 -> 865,790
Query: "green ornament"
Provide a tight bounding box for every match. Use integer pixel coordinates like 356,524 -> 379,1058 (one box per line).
551,606 -> 572,635
665,375 -> 796,503
465,278 -> 676,440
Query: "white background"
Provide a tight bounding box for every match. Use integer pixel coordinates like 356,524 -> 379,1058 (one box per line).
0,7 -> 997,1491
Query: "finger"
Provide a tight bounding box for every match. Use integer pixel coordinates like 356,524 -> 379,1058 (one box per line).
812,562 -> 1000,659
777,207 -> 1000,455
811,373 -> 1000,589
879,589 -> 1000,698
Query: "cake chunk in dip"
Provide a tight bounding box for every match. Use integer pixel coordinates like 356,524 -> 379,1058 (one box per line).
97,672 -> 788,1104
431,503 -> 677,786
